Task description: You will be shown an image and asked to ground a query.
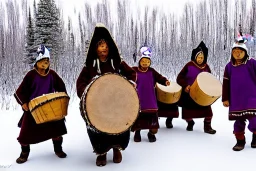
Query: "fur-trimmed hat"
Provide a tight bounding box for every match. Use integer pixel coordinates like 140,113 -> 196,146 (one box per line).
232,36 -> 248,52
138,46 -> 152,61
31,45 -> 50,66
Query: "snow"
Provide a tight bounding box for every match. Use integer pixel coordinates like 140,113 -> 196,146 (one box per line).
0,98 -> 255,171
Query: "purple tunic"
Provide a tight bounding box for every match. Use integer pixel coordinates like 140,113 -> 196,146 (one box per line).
131,67 -> 168,131
30,73 -> 55,100
222,58 -> 256,120
136,69 -> 158,111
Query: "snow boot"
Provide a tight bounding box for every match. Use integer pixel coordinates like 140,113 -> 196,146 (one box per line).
147,131 -> 156,142
251,133 -> 256,148
166,117 -> 173,128
204,121 -> 216,134
16,145 -> 30,164
113,148 -> 122,163
96,154 -> 107,166
233,138 -> 246,151
52,137 -> 67,158
186,120 -> 195,131
134,130 -> 141,142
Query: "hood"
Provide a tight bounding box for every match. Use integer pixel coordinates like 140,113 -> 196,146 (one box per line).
191,41 -> 208,64
85,23 -> 121,68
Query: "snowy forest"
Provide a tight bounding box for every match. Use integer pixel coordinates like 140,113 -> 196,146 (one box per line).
0,0 -> 256,110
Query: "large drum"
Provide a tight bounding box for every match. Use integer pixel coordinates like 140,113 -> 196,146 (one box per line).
155,82 -> 182,104
28,92 -> 70,124
80,73 -> 139,135
189,72 -> 222,106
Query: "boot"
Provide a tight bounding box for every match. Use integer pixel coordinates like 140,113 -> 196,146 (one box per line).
186,120 -> 195,131
52,137 -> 67,158
96,154 -> 107,166
134,130 -> 141,142
147,131 -> 156,142
233,138 -> 246,151
251,134 -> 256,148
166,117 -> 173,128
16,145 -> 30,164
113,148 -> 122,163
204,121 -> 216,134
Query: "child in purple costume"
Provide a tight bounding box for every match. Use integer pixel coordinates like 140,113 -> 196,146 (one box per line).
131,46 -> 170,142
14,45 -> 68,164
222,37 -> 256,151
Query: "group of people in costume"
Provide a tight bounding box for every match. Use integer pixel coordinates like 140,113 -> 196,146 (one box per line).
13,23 -> 256,166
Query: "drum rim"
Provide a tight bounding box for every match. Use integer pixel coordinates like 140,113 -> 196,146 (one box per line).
29,94 -> 70,113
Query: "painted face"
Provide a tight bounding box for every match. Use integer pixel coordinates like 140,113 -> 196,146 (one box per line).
139,57 -> 151,68
96,42 -> 109,60
196,52 -> 204,65
36,58 -> 50,70
232,48 -> 245,60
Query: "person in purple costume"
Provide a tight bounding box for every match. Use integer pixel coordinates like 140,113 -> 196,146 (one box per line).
176,41 -> 216,134
222,37 -> 256,151
14,45 -> 68,164
131,46 -> 170,143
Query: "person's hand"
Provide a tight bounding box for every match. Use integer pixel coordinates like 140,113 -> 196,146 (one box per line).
22,103 -> 29,111
185,85 -> 191,93
166,81 -> 170,86
223,100 -> 229,107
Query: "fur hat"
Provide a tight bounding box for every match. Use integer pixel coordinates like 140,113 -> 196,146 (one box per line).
232,36 -> 248,52
35,44 -> 50,62
138,46 -> 152,61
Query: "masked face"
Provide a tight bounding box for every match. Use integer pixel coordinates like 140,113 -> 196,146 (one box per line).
139,57 -> 151,69
232,48 -> 245,61
97,42 -> 109,61
36,58 -> 50,70
196,52 -> 204,65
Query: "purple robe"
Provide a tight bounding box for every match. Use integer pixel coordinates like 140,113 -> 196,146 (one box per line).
131,67 -> 168,131
222,58 -> 256,120
177,61 -> 213,119
14,69 -> 67,144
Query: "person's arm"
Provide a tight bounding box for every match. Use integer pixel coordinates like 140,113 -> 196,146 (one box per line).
176,63 -> 189,89
14,72 -> 32,111
76,66 -> 91,98
222,64 -> 230,107
51,70 -> 67,93
119,61 -> 137,83
151,68 -> 169,86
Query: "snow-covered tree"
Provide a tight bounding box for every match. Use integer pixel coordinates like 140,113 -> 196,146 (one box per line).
34,0 -> 62,70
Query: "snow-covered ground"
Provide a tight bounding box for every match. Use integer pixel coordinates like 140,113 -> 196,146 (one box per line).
0,98 -> 255,171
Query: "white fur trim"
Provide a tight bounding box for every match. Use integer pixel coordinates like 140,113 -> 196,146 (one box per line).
96,23 -> 106,28
111,59 -> 115,70
232,42 -> 248,52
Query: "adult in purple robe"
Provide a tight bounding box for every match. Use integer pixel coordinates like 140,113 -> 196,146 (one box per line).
222,37 -> 256,151
176,41 -> 216,134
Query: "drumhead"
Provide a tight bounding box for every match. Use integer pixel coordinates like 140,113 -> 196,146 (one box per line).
85,74 -> 139,134
197,72 -> 222,96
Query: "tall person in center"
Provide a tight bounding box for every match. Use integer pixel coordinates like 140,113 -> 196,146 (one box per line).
176,41 -> 216,134
76,23 -> 137,167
